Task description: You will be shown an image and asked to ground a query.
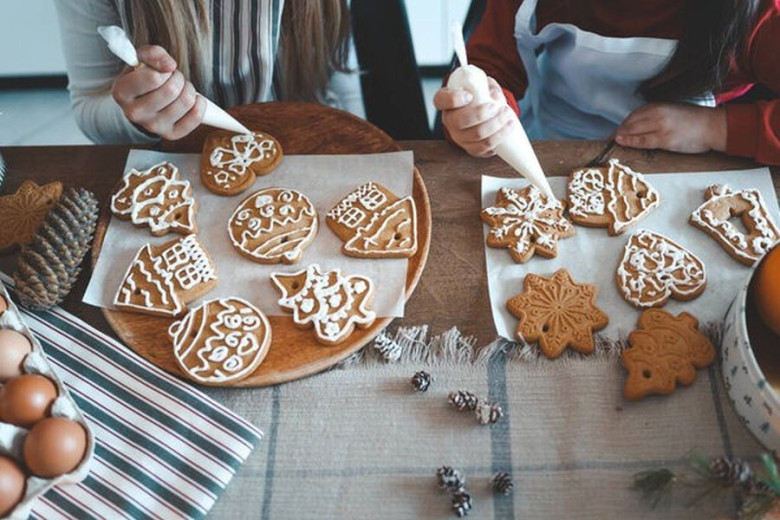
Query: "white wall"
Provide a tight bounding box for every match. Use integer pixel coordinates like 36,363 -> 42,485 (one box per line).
0,1 -> 68,77
405,0 -> 471,66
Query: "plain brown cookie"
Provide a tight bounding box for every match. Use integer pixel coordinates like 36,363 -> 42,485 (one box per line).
326,182 -> 417,258
506,269 -> 609,358
621,309 -> 715,401
0,180 -> 62,252
201,131 -> 283,196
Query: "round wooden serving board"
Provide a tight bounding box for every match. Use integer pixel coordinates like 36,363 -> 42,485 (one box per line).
93,102 -> 431,386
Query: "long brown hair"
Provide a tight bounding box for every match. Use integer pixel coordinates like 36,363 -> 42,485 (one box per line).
641,0 -> 761,101
127,0 -> 350,102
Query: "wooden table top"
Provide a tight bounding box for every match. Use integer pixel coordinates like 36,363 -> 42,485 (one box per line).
1,139 -> 777,350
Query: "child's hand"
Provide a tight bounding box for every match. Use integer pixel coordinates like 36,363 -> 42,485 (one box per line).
615,103 -> 726,154
434,77 -> 517,157
111,45 -> 206,140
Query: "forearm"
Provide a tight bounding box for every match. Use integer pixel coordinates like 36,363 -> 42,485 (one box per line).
72,92 -> 159,145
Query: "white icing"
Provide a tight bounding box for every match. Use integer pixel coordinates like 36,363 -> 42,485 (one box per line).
271,264 -> 376,344
567,168 -> 606,217
342,196 -> 417,256
616,229 -> 707,308
206,133 -> 278,189
228,188 -> 317,264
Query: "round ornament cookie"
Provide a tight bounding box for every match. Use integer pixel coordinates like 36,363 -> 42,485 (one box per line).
201,131 -> 283,195
228,188 -> 318,264
168,297 -> 271,385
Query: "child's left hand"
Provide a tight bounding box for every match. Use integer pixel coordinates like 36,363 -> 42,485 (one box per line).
615,103 -> 727,154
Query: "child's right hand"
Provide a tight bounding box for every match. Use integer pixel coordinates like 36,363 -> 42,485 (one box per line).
434,76 -> 517,157
111,45 -> 206,140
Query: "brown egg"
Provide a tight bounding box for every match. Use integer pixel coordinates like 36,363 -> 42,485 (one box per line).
0,374 -> 58,428
0,295 -> 7,317
0,330 -> 32,382
23,417 -> 87,478
0,455 -> 25,517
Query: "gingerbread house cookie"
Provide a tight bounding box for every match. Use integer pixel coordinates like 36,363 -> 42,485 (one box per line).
567,158 -> 660,235
114,234 -> 217,317
201,131 -> 283,195
326,182 -> 417,258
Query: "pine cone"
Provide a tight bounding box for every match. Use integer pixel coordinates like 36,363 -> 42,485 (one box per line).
448,390 -> 479,412
0,152 -> 5,191
436,466 -> 466,492
709,457 -> 754,489
451,490 -> 472,517
374,331 -> 402,362
411,371 -> 433,392
475,401 -> 503,425
14,187 -> 99,310
491,472 -> 513,495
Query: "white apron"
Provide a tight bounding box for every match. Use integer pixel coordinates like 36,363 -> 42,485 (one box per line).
513,0 -> 714,140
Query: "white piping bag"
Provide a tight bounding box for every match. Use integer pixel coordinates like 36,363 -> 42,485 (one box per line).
97,25 -> 252,135
447,22 -> 554,199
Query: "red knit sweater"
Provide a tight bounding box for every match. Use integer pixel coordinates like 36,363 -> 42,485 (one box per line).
466,0 -> 780,164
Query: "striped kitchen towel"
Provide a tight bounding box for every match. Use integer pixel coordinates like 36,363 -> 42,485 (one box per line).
11,297 -> 263,519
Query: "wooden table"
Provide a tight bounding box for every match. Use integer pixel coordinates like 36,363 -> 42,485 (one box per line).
0,141 -> 777,350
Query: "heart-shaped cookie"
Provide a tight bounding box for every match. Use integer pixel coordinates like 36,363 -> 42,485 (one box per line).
616,230 -> 706,308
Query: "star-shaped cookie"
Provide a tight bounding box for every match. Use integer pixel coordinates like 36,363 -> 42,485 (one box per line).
481,185 -> 574,263
0,180 -> 63,252
507,269 -> 609,358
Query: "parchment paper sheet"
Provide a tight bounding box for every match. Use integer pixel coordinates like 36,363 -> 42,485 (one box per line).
84,150 -> 414,317
482,168 -> 780,341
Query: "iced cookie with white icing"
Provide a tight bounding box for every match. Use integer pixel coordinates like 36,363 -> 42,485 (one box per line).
327,182 -> 417,258
168,297 -> 271,385
228,187 -> 318,264
111,161 -> 197,236
480,185 -> 574,263
201,131 -> 283,195
567,158 -> 660,235
271,264 -> 375,345
114,234 -> 217,317
616,230 -> 707,309
690,184 -> 780,266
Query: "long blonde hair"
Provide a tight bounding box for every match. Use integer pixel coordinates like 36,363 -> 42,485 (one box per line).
128,0 -> 350,102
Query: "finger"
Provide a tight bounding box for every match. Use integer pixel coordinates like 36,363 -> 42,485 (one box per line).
460,106 -> 515,143
615,132 -> 662,150
466,115 -> 516,157
433,87 -> 473,110
137,45 -> 177,72
166,95 -> 207,140
616,117 -> 660,137
131,70 -> 186,120
113,67 -> 173,104
446,101 -> 502,130
158,81 -> 198,128
487,77 -> 504,102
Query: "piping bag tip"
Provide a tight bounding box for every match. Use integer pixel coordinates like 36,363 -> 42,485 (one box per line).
203,100 -> 253,135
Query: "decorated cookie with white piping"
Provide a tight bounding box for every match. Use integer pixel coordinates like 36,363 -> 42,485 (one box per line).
480,185 -> 574,263
616,230 -> 707,309
201,131 -> 283,195
271,264 -> 375,345
114,234 -> 217,317
567,158 -> 660,235
111,161 -> 197,236
168,297 -> 271,385
228,188 -> 318,264
326,182 -> 417,258
689,184 -> 780,266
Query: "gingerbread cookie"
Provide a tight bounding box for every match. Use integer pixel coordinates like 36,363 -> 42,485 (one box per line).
617,230 -> 707,308
201,131 -> 283,195
567,158 -> 660,235
506,269 -> 608,358
114,234 -> 217,317
0,180 -> 62,252
621,309 -> 715,400
271,264 -> 375,345
326,182 -> 417,258
168,297 -> 271,385
481,185 -> 574,263
228,188 -> 318,264
111,161 -> 197,236
690,184 -> 780,266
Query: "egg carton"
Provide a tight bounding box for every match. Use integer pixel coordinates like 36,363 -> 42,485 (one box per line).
0,281 -> 94,520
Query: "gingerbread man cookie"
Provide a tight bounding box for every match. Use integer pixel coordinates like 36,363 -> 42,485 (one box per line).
0,180 -> 62,252
481,185 -> 574,263
168,297 -> 271,385
326,182 -> 417,258
271,264 -> 375,345
201,131 -> 283,195
617,230 -> 707,308
228,188 -> 318,264
690,184 -> 780,266
567,158 -> 660,235
506,269 -> 609,358
621,309 -> 715,400
111,161 -> 197,236
114,234 -> 217,317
